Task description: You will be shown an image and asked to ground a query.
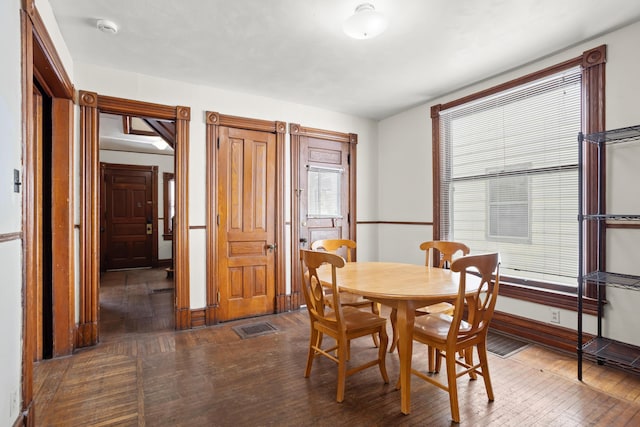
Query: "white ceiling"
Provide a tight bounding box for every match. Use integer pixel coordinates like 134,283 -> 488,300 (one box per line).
100,113 -> 174,155
50,0 -> 640,120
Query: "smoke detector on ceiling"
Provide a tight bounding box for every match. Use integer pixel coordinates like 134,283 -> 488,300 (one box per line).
96,19 -> 118,35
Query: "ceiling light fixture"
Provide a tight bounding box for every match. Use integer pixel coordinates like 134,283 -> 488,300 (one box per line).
96,19 -> 119,35
343,3 -> 388,40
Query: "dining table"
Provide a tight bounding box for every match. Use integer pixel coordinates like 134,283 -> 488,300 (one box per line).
315,261 -> 481,415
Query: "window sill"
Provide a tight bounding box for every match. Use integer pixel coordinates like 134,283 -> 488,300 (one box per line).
499,281 -> 600,316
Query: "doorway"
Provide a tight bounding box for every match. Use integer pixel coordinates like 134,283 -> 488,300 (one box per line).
78,92 -> 192,347
290,124 -> 357,310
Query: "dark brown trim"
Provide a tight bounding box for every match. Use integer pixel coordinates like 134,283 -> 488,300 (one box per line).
21,1 -> 76,423
157,259 -> 172,268
205,112 -> 287,323
357,221 -> 433,226
20,10 -> 37,424
432,45 -> 606,308
79,92 -> 191,338
606,223 -> 640,229
582,45 -> 607,300
491,311 -> 593,354
26,2 -> 74,99
189,225 -> 206,230
289,123 -> 357,312
0,232 -> 22,243
50,97 -> 75,357
499,283 -> 599,316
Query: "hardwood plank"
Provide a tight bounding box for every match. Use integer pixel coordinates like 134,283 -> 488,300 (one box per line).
33,268 -> 640,426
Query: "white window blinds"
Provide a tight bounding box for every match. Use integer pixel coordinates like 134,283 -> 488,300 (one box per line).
439,67 -> 581,286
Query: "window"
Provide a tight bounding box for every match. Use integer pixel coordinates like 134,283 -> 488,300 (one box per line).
163,172 -> 175,240
437,67 -> 581,287
307,166 -> 342,218
487,164 -> 531,242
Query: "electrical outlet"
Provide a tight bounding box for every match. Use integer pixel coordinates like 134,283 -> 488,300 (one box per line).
550,309 -> 560,324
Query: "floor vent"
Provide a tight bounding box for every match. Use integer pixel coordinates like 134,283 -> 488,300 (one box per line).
487,331 -> 529,358
232,322 -> 278,339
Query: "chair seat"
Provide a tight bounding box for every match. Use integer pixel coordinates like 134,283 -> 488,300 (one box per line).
324,306 -> 387,332
413,312 -> 471,342
415,302 -> 455,315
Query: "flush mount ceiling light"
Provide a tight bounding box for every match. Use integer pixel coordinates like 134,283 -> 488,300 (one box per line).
96,19 -> 118,35
343,3 -> 388,40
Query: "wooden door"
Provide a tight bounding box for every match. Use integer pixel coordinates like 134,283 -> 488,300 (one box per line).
299,136 -> 352,253
102,164 -> 157,270
217,126 -> 276,321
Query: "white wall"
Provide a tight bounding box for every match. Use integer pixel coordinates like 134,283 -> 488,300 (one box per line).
377,20 -> 640,346
99,149 -> 175,261
0,0 -> 25,423
75,63 -> 379,309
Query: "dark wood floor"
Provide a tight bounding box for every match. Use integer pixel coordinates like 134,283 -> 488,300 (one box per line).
33,268 -> 640,426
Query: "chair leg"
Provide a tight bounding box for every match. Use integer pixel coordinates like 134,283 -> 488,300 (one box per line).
389,308 -> 398,353
465,346 -> 477,380
336,337 -> 348,403
428,346 -> 437,373
445,350 -> 461,423
477,341 -> 495,401
377,327 -> 390,383
371,302 -> 380,348
305,328 -> 319,377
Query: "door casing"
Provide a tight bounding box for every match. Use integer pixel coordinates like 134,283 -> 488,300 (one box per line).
78,92 -> 191,345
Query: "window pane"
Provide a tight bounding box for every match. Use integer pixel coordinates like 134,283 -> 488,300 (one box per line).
440,67 -> 581,286
308,166 -> 342,217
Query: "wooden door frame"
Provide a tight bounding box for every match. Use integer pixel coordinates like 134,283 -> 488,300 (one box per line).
78,91 -> 191,345
205,112 -> 286,324
289,123 -> 357,310
100,162 -> 159,270
21,0 -> 75,424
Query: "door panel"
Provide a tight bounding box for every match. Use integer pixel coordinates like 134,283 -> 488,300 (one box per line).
218,126 -> 276,321
103,164 -> 155,270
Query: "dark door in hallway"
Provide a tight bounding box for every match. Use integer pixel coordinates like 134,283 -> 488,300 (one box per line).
102,164 -> 157,270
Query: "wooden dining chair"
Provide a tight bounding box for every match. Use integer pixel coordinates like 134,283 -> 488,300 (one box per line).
300,249 -> 389,403
389,241 -> 470,353
310,239 -> 380,348
410,252 -> 500,423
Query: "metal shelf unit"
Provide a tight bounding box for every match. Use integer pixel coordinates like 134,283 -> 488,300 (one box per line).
577,125 -> 640,380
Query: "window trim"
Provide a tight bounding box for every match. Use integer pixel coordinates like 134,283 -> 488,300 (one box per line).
431,45 -> 607,309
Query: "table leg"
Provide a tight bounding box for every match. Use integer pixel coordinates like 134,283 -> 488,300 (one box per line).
396,300 -> 415,415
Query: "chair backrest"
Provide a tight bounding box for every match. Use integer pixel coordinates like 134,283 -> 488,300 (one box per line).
448,253 -> 500,342
310,239 -> 356,262
300,249 -> 347,330
419,241 -> 470,268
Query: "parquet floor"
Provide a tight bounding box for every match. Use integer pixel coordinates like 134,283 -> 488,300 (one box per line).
33,268 -> 640,426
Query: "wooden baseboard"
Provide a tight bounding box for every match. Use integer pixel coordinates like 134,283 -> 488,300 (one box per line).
190,308 -> 206,328
157,259 -> 172,268
75,322 -> 97,348
491,310 -> 592,354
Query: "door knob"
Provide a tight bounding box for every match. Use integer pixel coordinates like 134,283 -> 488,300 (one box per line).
265,243 -> 277,252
